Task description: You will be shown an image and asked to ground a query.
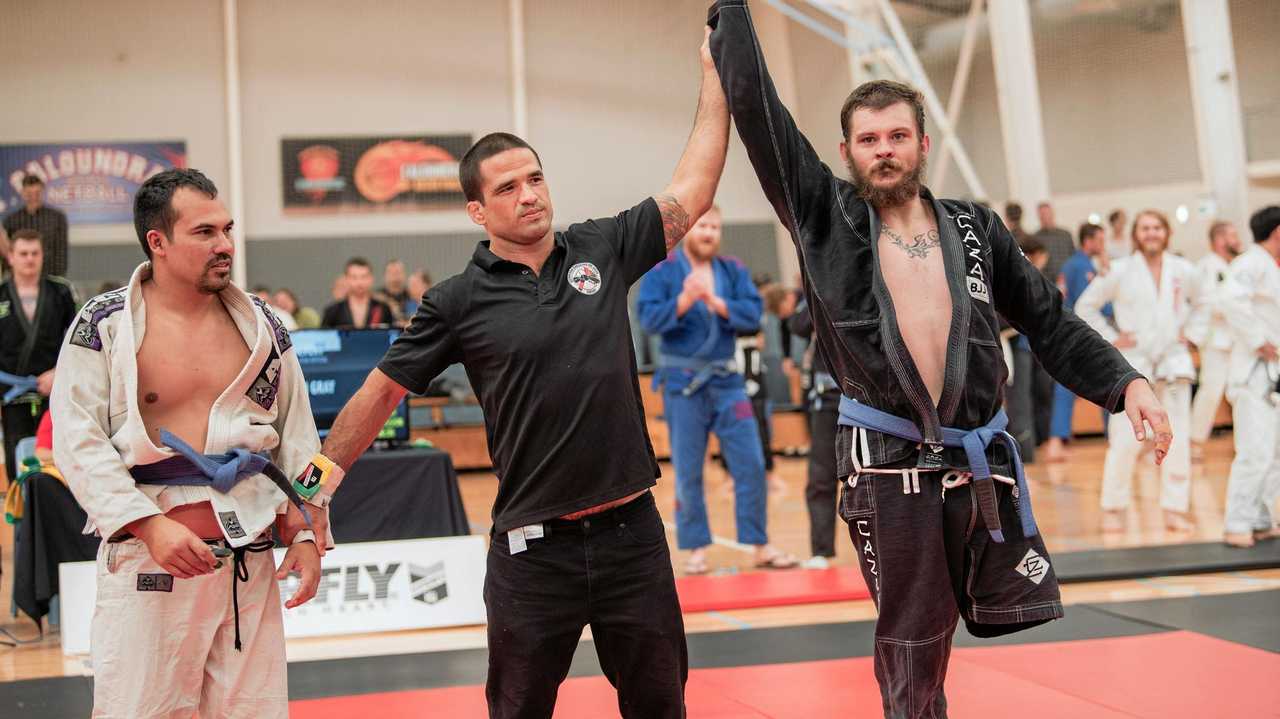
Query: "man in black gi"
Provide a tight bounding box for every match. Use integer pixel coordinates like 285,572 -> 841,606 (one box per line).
0,229 -> 77,483
708,2 -> 1172,716
294,30 -> 729,719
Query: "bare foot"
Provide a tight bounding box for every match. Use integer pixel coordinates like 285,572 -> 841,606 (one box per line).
767,473 -> 787,498
684,548 -> 710,575
1043,437 -> 1068,464
1101,510 -> 1125,533
1163,510 -> 1194,533
1224,532 -> 1256,548
1254,527 -> 1280,542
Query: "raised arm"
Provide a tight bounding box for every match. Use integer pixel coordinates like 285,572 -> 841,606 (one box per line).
654,27 -> 731,252
709,0 -> 833,235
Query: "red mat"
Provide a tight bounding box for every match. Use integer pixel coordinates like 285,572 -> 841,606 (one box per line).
290,631 -> 1280,718
674,567 -> 871,613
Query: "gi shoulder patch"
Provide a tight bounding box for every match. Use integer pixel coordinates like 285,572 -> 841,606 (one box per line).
246,346 -> 282,410
69,289 -> 127,351
251,295 -> 292,353
136,573 -> 174,592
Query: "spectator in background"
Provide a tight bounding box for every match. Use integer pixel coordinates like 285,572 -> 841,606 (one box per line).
1034,201 -> 1075,283
376,259 -> 411,325
4,175 -> 69,277
273,288 -> 320,329
1186,220 -> 1244,460
405,268 -> 432,316
0,225 -> 10,277
1043,223 -> 1108,462
96,280 -> 122,295
330,274 -> 348,303
250,285 -> 272,301
757,282 -> 798,496
0,230 -> 77,483
1004,237 -> 1048,462
1105,208 -> 1130,262
787,298 -> 840,569
321,257 -> 393,329
1005,201 -> 1030,246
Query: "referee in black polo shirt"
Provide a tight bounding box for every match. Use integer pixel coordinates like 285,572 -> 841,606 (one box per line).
304,30 -> 729,719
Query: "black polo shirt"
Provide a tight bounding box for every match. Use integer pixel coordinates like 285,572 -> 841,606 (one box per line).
379,198 -> 667,533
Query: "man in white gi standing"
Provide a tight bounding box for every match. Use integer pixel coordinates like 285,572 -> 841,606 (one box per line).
53,168 -> 326,718
1186,220 -> 1243,459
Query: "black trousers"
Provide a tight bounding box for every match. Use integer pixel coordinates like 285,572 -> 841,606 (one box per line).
1005,344 -> 1037,463
1031,357 -> 1055,448
840,471 -> 1063,718
2,398 -> 47,484
805,391 -> 840,558
484,491 -> 687,719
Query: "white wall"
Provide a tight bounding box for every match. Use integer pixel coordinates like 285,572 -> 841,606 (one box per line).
0,0 -> 228,246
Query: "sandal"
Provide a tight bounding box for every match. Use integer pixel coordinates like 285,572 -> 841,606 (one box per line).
684,553 -> 710,575
754,549 -> 799,570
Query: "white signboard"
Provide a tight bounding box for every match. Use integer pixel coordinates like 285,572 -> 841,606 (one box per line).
60,536 -> 487,656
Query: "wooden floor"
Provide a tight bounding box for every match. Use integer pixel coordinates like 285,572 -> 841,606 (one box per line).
3,432 -> 1275,684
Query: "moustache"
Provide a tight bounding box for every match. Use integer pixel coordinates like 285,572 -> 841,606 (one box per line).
872,160 -> 902,174
206,255 -> 233,269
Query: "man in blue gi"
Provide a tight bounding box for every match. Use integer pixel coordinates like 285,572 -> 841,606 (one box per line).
638,205 -> 796,574
1044,222 -> 1109,462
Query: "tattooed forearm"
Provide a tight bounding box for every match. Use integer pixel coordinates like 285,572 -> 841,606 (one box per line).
883,227 -> 941,259
655,193 -> 692,250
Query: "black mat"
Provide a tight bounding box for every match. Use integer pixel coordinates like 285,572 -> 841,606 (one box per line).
1092,589 -> 1280,653
1052,540 -> 1280,584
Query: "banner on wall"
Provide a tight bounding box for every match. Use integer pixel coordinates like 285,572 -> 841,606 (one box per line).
282,134 -> 472,213
0,142 -> 187,224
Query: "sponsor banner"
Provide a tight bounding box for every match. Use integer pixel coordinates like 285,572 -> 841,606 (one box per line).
59,536 -> 487,656
0,142 -> 187,223
281,134 -> 471,213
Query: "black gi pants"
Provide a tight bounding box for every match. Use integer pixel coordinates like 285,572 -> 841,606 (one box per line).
2,397 -> 47,484
840,471 -> 1063,719
1005,342 -> 1037,463
484,491 -> 687,719
805,389 -> 841,558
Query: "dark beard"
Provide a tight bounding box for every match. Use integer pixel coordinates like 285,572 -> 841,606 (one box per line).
848,152 -> 926,209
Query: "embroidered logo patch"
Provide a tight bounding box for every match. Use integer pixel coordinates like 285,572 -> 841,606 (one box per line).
219,511 -> 247,539
1015,547 -> 1050,585
567,262 -> 602,295
68,290 -> 127,351
955,213 -> 992,304
136,573 -> 174,592
246,347 -> 282,410
251,295 -> 293,352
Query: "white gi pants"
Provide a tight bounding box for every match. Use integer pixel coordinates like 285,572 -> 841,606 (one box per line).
90,535 -> 287,719
1101,379 -> 1192,512
1224,370 -> 1280,534
1190,347 -> 1232,444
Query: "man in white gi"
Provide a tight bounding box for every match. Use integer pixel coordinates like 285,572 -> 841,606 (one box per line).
1077,209 -> 1202,532
1220,206 -> 1280,548
1186,220 -> 1243,459
52,168 -> 327,719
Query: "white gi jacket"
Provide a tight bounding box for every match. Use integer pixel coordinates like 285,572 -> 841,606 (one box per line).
1184,253 -> 1234,353
1221,245 -> 1280,385
1076,251 -> 1202,382
52,263 -> 323,548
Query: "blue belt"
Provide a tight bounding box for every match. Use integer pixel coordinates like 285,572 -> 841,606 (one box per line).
0,370 -> 39,404
131,429 -> 312,529
657,354 -> 737,396
837,396 -> 1037,543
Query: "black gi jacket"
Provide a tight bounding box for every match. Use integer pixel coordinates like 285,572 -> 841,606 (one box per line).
708,0 -> 1142,475
0,275 -> 78,386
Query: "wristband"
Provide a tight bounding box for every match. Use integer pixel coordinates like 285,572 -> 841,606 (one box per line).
290,530 -> 317,546
293,453 -> 344,501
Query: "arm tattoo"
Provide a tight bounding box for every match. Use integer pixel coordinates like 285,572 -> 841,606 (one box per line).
654,193 -> 691,250
883,227 -> 941,259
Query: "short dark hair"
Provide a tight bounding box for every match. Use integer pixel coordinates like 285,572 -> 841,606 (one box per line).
11,228 -> 43,246
21,174 -> 43,187
251,285 -> 271,295
1005,202 -> 1023,222
133,168 -> 219,259
1078,222 -> 1104,248
1107,208 -> 1125,225
1022,237 -> 1046,256
459,132 -> 542,203
1250,206 -> 1280,244
1038,201 -> 1051,210
839,80 -> 925,142
344,257 -> 372,273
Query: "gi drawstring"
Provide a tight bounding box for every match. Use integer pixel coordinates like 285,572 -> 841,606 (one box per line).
229,540 -> 274,651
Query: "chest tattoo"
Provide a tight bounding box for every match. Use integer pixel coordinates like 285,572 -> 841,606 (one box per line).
883,227 -> 941,259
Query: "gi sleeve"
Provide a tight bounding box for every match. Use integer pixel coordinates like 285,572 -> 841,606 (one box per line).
51,315 -> 161,539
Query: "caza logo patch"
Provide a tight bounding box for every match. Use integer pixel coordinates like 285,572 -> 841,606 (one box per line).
567,262 -> 602,295
1015,547 -> 1050,585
